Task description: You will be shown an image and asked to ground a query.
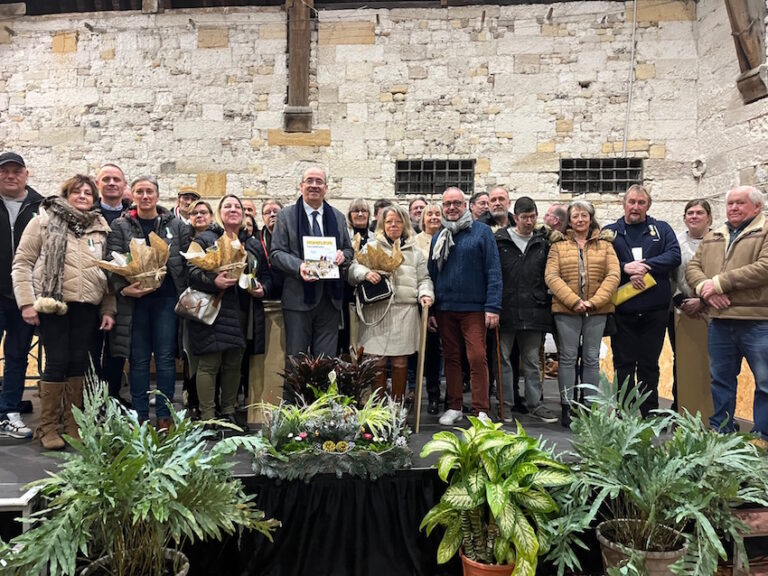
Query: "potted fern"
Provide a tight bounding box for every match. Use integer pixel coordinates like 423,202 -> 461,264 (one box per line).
0,379 -> 279,576
420,416 -> 574,576
546,375 -> 768,576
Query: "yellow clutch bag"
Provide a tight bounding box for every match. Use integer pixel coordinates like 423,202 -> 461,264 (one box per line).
611,273 -> 657,306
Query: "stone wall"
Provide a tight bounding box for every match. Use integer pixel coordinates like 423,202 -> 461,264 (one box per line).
0,0 -> 761,224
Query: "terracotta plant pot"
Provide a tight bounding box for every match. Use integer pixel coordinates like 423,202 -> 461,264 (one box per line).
80,548 -> 190,576
460,549 -> 514,576
596,519 -> 687,576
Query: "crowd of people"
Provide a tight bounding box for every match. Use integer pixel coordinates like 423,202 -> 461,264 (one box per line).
0,151 -> 766,447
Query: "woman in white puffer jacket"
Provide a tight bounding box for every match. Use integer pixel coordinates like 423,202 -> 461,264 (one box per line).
348,204 -> 433,401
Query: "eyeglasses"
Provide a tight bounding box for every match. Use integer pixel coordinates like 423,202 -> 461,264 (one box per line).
69,190 -> 94,197
262,209 -> 280,215
442,201 -> 465,208
190,210 -> 210,217
303,178 -> 326,186
351,209 -> 369,214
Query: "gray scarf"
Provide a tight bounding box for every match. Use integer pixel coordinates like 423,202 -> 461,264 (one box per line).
38,196 -> 100,310
431,210 -> 473,271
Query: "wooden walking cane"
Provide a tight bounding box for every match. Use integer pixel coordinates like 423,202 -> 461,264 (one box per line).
415,303 -> 430,434
496,326 -> 504,422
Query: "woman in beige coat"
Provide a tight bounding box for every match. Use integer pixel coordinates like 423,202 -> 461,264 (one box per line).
545,199 -> 620,426
13,175 -> 115,449
349,204 -> 434,401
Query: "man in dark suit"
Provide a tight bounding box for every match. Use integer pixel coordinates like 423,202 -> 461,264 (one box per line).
270,166 -> 353,360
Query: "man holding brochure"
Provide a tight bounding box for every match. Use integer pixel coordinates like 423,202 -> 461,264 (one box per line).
604,184 -> 680,415
270,166 -> 353,361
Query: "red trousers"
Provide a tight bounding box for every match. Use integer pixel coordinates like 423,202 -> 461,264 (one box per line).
437,310 -> 489,414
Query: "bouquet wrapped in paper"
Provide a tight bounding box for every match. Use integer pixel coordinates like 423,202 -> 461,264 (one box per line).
182,233 -> 247,279
352,233 -> 404,274
98,232 -> 169,290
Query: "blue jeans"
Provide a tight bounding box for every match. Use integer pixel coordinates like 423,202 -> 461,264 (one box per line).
129,296 -> 178,420
0,296 -> 35,419
708,319 -> 768,440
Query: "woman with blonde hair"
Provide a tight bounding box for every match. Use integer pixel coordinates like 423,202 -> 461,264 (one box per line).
13,175 -> 116,448
414,201 -> 444,413
349,204 -> 434,400
545,199 -> 620,426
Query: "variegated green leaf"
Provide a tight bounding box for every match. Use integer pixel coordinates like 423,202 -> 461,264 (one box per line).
529,468 -> 573,488
421,432 -> 461,458
443,484 -> 475,510
419,501 -> 457,535
511,551 -> 536,576
437,521 -> 462,564
466,468 -> 487,500
511,462 -> 539,482
481,452 -> 500,483
497,500 -> 517,540
485,481 -> 506,518
437,454 -> 460,482
494,535 -> 512,565
514,489 -> 556,513
510,503 -> 539,560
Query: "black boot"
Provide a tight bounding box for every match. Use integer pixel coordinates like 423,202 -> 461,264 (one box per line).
561,404 -> 571,429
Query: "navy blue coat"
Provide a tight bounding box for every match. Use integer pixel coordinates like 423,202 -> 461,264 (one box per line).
603,216 -> 681,313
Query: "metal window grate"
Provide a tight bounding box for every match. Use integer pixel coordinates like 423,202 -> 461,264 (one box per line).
559,158 -> 643,194
395,159 -> 475,196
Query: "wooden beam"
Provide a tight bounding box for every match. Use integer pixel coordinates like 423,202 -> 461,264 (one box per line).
724,0 -> 765,72
725,0 -> 768,103
284,0 -> 313,132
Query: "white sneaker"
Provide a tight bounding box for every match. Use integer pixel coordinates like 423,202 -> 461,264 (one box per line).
477,412 -> 492,425
439,409 -> 464,426
0,413 -> 33,439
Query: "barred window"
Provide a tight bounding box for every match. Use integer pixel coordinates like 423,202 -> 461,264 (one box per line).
559,158 -> 643,194
395,159 -> 475,196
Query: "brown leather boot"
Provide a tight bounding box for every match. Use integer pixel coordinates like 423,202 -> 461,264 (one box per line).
63,376 -> 84,441
36,381 -> 66,450
390,357 -> 408,402
372,358 -> 388,399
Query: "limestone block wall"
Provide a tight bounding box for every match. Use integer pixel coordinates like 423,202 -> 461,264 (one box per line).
0,0 -> 741,225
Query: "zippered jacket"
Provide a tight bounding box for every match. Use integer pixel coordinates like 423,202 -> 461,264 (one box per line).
0,185 -> 43,299
603,216 -> 680,313
686,213 -> 768,321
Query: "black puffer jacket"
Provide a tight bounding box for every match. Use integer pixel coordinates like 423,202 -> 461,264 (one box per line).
0,185 -> 43,299
107,205 -> 191,358
495,225 -> 553,332
187,229 -> 273,356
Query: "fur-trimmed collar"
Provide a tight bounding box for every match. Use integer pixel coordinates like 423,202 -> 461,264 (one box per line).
550,227 -> 615,244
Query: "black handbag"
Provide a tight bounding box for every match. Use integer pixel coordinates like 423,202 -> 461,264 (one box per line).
354,277 -> 394,326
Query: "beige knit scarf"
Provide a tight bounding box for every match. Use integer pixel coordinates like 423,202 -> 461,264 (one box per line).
35,196 -> 100,315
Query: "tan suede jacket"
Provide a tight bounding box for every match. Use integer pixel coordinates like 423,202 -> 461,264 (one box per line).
686,213 -> 768,320
545,228 -> 621,315
12,208 -> 116,316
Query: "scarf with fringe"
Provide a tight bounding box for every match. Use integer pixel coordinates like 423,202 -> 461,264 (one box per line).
36,196 -> 101,314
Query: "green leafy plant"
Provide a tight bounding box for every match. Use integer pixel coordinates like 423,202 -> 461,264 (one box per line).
252,370 -> 411,481
0,379 -> 279,576
420,417 -> 574,576
546,373 -> 768,576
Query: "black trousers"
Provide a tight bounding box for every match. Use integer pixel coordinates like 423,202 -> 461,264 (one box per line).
611,308 -> 668,416
39,302 -> 100,382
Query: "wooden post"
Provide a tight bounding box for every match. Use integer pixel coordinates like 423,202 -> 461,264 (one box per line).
724,0 -> 768,103
284,0 -> 313,132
